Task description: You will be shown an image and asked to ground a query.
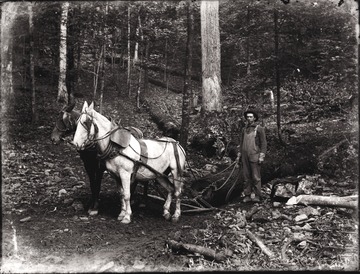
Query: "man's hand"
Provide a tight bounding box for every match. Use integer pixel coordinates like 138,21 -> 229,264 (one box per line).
259,153 -> 265,164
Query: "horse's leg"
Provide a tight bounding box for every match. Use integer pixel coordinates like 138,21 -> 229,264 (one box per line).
119,172 -> 132,224
157,177 -> 172,221
89,163 -> 105,216
80,152 -> 101,216
116,179 -> 127,221
171,170 -> 183,223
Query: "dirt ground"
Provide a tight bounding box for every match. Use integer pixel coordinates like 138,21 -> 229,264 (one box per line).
2,85 -> 359,272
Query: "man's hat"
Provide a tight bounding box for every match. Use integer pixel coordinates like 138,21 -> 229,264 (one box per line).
244,110 -> 259,121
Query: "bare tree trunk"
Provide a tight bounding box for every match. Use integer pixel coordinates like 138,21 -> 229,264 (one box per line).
127,5 -> 132,97
164,37 -> 168,82
274,9 -> 283,144
200,0 -> 222,113
57,1 -> 69,103
246,5 -> 251,75
143,39 -> 149,95
133,14 -> 140,64
1,3 -> 18,99
99,3 -> 108,114
180,0 -> 194,148
99,44 -> 105,114
29,3 -> 38,123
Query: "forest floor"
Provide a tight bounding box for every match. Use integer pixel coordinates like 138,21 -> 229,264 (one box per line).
1,78 -> 359,272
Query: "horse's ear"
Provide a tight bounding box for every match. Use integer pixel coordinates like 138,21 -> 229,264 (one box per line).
89,102 -> 94,110
82,101 -> 88,112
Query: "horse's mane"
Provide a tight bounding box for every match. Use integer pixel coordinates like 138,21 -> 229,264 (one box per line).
90,109 -> 112,131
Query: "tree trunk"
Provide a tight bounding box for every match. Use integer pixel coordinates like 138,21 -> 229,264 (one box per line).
274,9 -> 283,144
127,5 -> 132,97
143,39 -> 149,95
246,5 -> 251,75
133,14 -> 140,64
99,44 -> 105,114
1,3 -> 18,100
57,2 -> 69,103
180,0 -> 194,149
29,3 -> 38,123
164,37 -> 168,82
200,0 -> 222,113
99,4 -> 107,114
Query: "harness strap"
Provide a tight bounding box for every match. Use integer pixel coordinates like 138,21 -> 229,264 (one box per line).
117,150 -> 174,193
254,125 -> 259,138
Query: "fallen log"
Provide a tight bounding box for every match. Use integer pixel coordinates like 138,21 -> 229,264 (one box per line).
148,77 -> 183,94
144,98 -> 180,139
245,230 -> 275,258
167,239 -> 233,262
286,195 -> 358,209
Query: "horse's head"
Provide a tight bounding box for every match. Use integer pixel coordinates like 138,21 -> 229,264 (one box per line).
73,101 -> 97,150
51,97 -> 78,144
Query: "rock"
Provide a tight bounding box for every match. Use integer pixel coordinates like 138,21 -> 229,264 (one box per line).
271,209 -> 282,219
272,202 -> 282,207
252,210 -> 270,223
297,241 -> 307,249
58,189 -> 67,197
72,201 -> 84,212
298,206 -> 320,217
294,214 -> 308,222
63,198 -> 74,205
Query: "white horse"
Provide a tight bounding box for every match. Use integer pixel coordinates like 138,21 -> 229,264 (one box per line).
73,101 -> 186,224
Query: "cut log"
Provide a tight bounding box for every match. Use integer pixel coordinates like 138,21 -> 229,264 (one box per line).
286,195 -> 358,209
145,99 -> 180,139
167,239 -> 233,262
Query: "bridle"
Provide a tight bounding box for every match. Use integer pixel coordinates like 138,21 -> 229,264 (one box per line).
55,114 -> 74,133
77,112 -> 123,150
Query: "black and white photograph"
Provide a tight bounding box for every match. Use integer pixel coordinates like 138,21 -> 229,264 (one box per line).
1,0 -> 358,272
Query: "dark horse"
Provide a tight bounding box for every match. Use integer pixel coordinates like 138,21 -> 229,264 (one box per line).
51,100 -> 144,216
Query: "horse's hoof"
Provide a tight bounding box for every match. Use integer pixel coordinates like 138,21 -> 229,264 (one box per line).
163,213 -> 171,221
121,218 -> 131,224
171,216 -> 179,223
88,209 -> 98,216
117,215 -> 124,221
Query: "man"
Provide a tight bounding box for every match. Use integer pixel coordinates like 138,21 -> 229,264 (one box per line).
237,110 -> 267,203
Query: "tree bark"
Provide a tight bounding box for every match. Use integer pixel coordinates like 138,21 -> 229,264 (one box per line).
145,99 -> 180,139
57,2 -> 70,103
127,5 -> 132,97
180,0 -> 194,149
200,0 -> 222,112
29,3 -> 38,124
274,9 -> 283,144
1,3 -> 18,100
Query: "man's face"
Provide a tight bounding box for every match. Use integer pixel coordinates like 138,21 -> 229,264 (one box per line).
246,113 -> 255,124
